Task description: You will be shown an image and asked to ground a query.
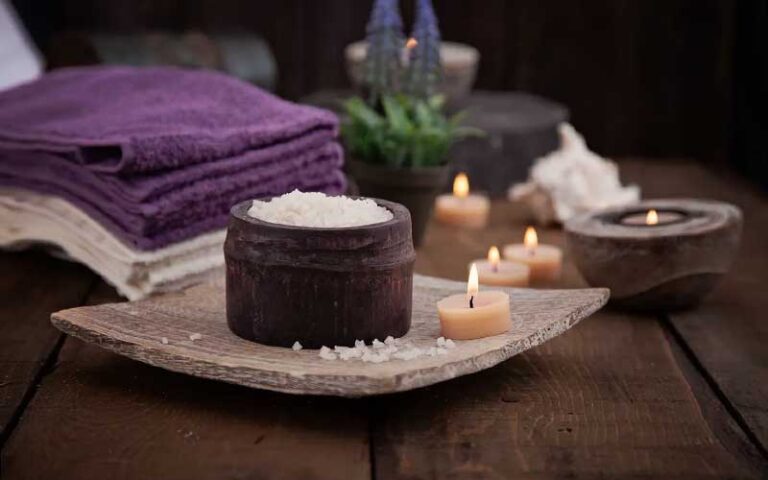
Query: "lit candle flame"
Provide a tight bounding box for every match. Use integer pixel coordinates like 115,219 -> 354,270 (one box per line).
524,226 -> 538,253
453,173 -> 469,198
406,37 -> 418,49
646,209 -> 659,225
467,263 -> 479,300
488,246 -> 500,270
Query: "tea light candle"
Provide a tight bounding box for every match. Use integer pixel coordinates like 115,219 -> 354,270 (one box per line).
434,173 -> 490,228
437,264 -> 512,340
620,208 -> 687,226
503,227 -> 563,282
471,246 -> 530,287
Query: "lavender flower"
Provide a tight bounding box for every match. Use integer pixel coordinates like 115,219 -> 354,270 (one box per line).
364,0 -> 405,103
406,0 -> 442,98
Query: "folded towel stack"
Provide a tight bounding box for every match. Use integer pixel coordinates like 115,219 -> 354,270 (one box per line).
0,66 -> 346,298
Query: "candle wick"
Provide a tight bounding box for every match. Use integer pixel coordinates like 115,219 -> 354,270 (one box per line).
469,296 -> 474,309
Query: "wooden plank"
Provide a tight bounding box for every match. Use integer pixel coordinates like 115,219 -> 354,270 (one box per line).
0,251 -> 95,447
375,193 -> 766,478
619,159 -> 768,454
373,308 -> 764,479
2,280 -> 371,480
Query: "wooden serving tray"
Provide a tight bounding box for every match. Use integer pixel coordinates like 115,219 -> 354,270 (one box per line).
51,274 -> 608,397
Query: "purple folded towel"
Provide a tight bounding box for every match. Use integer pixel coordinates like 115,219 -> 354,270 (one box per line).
0,66 -> 348,249
0,66 -> 338,174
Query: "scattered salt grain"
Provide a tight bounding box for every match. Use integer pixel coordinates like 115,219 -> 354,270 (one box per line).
292,341 -> 303,351
247,190 -> 393,228
313,337 -> 454,363
189,333 -> 202,341
319,346 -> 338,361
160,337 -> 169,345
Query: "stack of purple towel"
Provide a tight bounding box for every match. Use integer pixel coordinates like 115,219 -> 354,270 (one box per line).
0,66 -> 345,250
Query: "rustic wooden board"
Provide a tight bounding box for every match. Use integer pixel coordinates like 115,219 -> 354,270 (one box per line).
51,274 -> 608,397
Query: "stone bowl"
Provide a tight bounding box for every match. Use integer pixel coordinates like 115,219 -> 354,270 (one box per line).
225,198 -> 415,348
344,41 -> 479,105
564,199 -> 742,311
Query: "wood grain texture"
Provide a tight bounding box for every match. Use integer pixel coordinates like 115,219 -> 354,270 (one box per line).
50,274 -> 607,397
619,159 -> 768,456
3,282 -> 371,480
225,199 -> 415,348
375,201 -> 766,479
372,309 -> 761,479
0,251 -> 94,446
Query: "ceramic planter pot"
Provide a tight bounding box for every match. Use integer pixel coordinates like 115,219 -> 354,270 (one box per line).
348,160 -> 449,247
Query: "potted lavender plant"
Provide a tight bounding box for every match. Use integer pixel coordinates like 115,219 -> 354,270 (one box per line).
343,0 -> 480,246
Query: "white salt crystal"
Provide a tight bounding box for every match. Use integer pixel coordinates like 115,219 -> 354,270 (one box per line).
372,339 -> 386,349
445,339 -> 456,349
384,336 -> 396,346
354,339 -> 366,349
319,346 -> 337,361
437,347 -> 448,355
189,333 -> 202,341
292,341 -> 303,351
160,337 -> 169,345
247,190 -> 393,228
436,336 -> 446,347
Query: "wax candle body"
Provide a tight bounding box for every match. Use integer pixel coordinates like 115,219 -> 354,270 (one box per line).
470,260 -> 530,287
437,291 -> 511,340
503,244 -> 562,282
434,194 -> 490,228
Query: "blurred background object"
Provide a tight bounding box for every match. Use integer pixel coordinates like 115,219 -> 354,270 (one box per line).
0,0 -> 42,89
7,0 -> 767,187
345,40 -> 478,106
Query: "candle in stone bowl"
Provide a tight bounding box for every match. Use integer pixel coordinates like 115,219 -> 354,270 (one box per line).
437,264 -> 511,340
434,173 -> 490,228
470,246 -> 530,287
503,227 -> 563,282
619,208 -> 687,226
565,198 -> 742,311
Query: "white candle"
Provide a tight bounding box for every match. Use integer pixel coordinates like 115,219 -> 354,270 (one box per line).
503,227 -> 562,282
437,264 -> 511,340
434,173 -> 490,228
470,246 -> 530,287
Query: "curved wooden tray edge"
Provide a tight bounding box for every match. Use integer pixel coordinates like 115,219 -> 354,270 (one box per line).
51,275 -> 610,397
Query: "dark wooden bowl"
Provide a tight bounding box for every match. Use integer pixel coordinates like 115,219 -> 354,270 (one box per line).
565,199 -> 742,311
225,198 -> 415,348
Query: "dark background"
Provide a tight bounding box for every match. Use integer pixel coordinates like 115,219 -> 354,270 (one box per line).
11,0 -> 768,187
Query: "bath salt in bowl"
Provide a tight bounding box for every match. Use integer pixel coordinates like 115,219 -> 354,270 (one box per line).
226,191 -> 415,348
247,190 -> 393,228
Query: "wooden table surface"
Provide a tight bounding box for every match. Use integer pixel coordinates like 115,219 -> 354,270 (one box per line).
1,159 -> 766,479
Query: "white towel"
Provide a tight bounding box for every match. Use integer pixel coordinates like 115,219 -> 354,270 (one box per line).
0,188 -> 225,300
0,0 -> 43,91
